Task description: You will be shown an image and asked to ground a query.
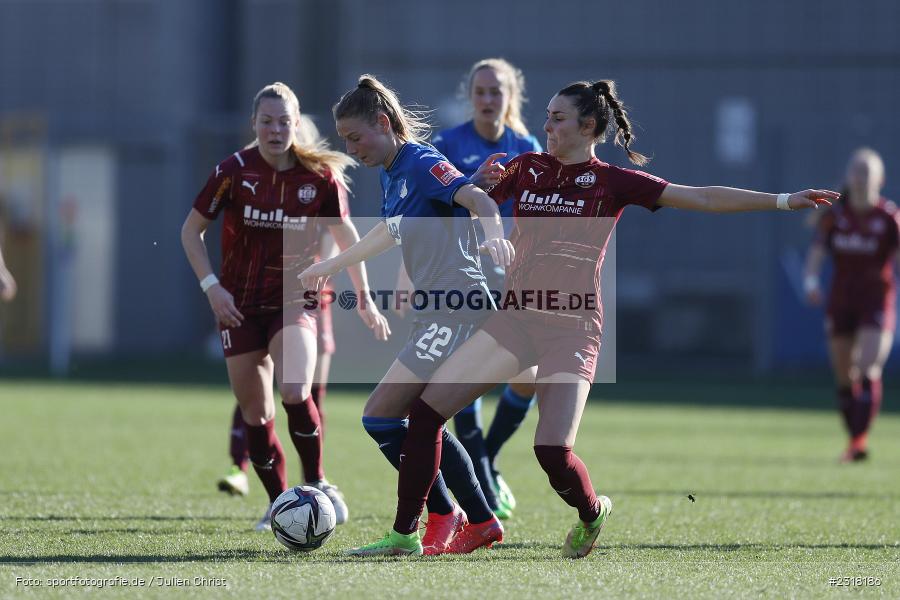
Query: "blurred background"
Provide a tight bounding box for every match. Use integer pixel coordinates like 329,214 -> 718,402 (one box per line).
0,0 -> 898,384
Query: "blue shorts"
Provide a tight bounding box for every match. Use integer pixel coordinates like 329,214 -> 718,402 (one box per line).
398,313 -> 487,380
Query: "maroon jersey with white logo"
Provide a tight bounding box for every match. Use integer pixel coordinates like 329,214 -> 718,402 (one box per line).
815,199 -> 900,310
193,147 -> 348,314
487,152 -> 668,329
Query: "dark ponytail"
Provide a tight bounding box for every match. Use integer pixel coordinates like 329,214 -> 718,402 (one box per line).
558,79 -> 648,166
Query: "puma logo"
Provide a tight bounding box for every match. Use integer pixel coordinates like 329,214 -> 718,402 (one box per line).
293,427 -> 319,438
215,164 -> 222,177
242,180 -> 259,195
250,458 -> 275,470
528,167 -> 542,183
574,352 -> 590,368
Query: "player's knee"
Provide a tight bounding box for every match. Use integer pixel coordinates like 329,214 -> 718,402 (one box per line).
509,380 -> 535,397
362,390 -> 408,419
240,406 -> 272,427
280,385 -> 311,405
361,397 -> 384,419
864,365 -> 883,381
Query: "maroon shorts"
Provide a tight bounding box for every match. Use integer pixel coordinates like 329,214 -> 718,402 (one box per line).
826,302 -> 896,336
481,312 -> 601,382
317,298 -> 335,355
218,307 -> 317,358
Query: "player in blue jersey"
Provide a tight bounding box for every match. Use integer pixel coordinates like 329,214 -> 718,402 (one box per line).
430,58 -> 543,520
299,75 -> 514,556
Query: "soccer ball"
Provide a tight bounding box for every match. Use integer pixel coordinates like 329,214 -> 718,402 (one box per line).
270,486 -> 336,551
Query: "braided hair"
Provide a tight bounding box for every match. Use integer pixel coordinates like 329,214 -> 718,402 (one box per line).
557,79 -> 648,166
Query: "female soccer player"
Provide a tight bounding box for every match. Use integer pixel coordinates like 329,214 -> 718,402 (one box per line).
804,148 -> 897,462
299,74 -> 514,555
344,78 -> 838,558
429,58 -> 543,519
182,82 -> 389,530
217,116 -> 341,498
217,228 -> 339,497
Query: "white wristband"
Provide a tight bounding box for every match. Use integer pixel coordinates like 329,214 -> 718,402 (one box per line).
200,274 -> 219,293
803,274 -> 820,294
776,193 -> 792,211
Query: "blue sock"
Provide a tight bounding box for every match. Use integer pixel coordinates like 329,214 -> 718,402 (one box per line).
438,425 -> 495,524
485,386 -> 535,472
452,398 -> 499,509
362,416 -> 454,515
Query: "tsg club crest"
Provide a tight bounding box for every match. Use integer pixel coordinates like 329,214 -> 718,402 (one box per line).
298,184 -> 317,204
575,171 -> 596,188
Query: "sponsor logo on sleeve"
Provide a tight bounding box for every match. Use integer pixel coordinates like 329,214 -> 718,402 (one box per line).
386,214 -> 403,244
487,159 -> 519,193
208,177 -> 231,214
430,161 -> 464,186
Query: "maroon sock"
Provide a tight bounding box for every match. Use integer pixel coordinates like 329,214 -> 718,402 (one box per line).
310,383 -> 326,441
229,405 -> 249,471
283,397 -> 324,483
849,378 -> 882,440
394,398 -> 446,534
534,445 -> 600,523
837,386 -> 853,434
245,419 -> 287,502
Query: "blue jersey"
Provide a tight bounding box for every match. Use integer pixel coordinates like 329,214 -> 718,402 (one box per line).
380,142 -> 490,315
432,121 -> 542,217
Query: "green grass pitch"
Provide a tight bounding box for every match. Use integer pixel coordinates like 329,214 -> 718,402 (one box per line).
1,380 -> 898,598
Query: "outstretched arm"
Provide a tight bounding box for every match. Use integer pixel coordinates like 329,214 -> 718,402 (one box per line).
328,220 -> 375,299
327,220 -> 391,341
299,221 -> 395,291
658,184 -> 839,212
453,183 -> 515,267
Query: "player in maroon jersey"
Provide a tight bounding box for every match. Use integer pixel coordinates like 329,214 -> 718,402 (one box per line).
348,78 -> 837,558
182,82 -> 390,530
218,228 -> 339,497
804,148 -> 897,462
217,116 -> 342,498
